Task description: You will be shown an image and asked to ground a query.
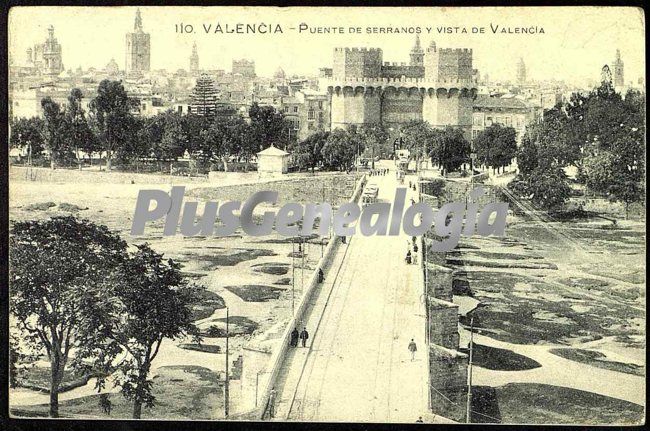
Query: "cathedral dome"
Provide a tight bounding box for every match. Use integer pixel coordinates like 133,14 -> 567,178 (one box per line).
274,67 -> 286,79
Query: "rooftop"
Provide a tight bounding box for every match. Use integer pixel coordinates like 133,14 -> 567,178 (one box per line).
474,94 -> 529,110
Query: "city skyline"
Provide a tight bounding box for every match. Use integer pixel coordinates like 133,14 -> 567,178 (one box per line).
9,6 -> 646,85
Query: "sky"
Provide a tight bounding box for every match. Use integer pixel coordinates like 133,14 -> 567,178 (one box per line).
8,6 -> 646,85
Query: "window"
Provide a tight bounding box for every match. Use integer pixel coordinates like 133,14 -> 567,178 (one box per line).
293,106 -> 298,113
308,108 -> 315,120
486,116 -> 493,126
294,121 -> 300,130
473,115 -> 482,126
318,101 -> 323,109
504,116 -> 512,127
472,130 -> 479,139
284,106 -> 289,113
516,117 -> 523,128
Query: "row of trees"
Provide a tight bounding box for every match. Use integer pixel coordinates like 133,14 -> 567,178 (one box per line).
10,217 -> 201,418
10,80 -> 295,172
511,81 -> 645,213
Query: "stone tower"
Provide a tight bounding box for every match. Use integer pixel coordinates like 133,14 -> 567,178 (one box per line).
613,49 -> 624,88
190,42 -> 199,74
33,26 -> 63,77
516,57 -> 526,84
327,41 -> 476,140
125,8 -> 151,76
422,41 -> 475,138
409,34 -> 424,67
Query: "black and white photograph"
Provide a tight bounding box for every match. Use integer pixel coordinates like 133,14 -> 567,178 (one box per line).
5,5 -> 646,425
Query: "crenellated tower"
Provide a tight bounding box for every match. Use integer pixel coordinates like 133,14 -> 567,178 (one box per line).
327,41 -> 476,139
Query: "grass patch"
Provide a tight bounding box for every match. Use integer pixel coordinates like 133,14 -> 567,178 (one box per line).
202,316 -> 259,337
472,383 -> 644,425
274,277 -> 291,286
58,202 -> 87,212
224,285 -> 285,302
182,249 -> 276,270
17,366 -> 100,394
190,290 -> 225,321
11,365 -> 223,420
178,343 -> 221,354
460,271 -> 644,345
251,262 -> 290,275
461,343 -> 541,371
25,202 -> 56,211
548,348 -> 644,376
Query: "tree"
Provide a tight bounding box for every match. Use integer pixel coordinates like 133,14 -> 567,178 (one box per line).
106,244 -> 200,419
509,167 -> 572,211
63,88 -> 98,169
89,80 -> 139,171
183,113 -> 213,166
9,217 -> 128,417
357,125 -> 389,168
9,117 -> 46,161
473,123 -> 518,172
248,103 -> 292,151
144,111 -> 187,168
516,134 -> 539,177
41,97 -> 73,168
321,129 -> 358,171
429,127 -> 470,175
291,131 -> 328,172
201,117 -> 249,172
400,120 -> 434,169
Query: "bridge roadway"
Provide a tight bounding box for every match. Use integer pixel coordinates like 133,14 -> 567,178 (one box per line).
270,170 -> 444,423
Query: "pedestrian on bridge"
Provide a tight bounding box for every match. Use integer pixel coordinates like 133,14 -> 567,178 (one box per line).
290,328 -> 299,347
268,387 -> 277,418
408,339 -> 418,361
405,250 -> 412,265
300,327 -> 310,347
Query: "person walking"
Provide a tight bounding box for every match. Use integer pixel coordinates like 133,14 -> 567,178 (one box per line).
268,387 -> 277,418
299,327 -> 309,347
405,250 -> 412,264
290,328 -> 299,347
408,339 -> 417,361
318,268 -> 324,283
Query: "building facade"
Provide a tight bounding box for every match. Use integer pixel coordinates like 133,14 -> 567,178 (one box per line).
232,59 -> 256,78
280,90 -> 330,141
125,9 -> 151,76
472,94 -> 534,145
326,39 -> 477,140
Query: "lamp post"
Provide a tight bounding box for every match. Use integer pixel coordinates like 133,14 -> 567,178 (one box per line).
291,238 -> 295,315
224,306 -> 230,418
466,316 -> 474,424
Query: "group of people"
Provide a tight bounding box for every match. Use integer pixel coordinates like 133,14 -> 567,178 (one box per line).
368,168 -> 388,176
408,181 -> 417,192
290,327 -> 310,347
405,236 -> 419,265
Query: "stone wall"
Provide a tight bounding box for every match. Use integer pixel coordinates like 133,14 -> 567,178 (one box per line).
425,262 -> 453,302
10,165 -> 208,185
428,297 -> 460,350
429,344 -> 468,423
